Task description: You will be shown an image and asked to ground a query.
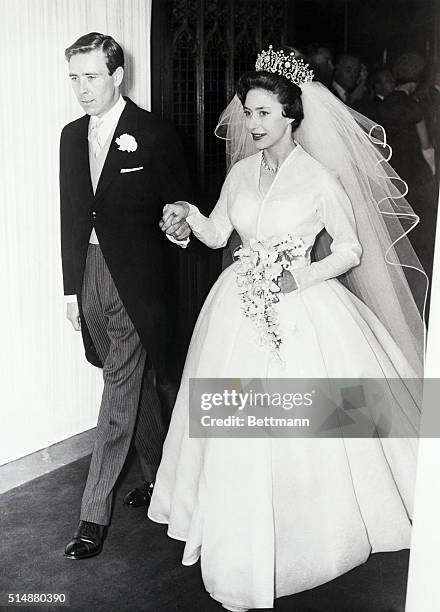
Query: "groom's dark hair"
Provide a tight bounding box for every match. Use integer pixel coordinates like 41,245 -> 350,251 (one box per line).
65,32 -> 124,75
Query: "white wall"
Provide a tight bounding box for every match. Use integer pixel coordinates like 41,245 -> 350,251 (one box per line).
406,185 -> 440,611
0,0 -> 152,465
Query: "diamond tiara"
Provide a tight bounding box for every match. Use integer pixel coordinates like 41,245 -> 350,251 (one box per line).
255,45 -> 314,86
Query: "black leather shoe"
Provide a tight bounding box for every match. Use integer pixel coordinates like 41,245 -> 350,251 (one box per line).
64,520 -> 106,560
123,481 -> 154,507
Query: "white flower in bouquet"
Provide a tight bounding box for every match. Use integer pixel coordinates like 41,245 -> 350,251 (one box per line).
234,235 -> 308,356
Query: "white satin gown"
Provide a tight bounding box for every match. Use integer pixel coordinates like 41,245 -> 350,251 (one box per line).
148,145 -> 419,610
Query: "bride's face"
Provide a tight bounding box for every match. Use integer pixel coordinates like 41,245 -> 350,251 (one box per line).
243,88 -> 293,151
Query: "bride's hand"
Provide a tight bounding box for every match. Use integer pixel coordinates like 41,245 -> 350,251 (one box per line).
160,201 -> 190,234
278,270 -> 298,293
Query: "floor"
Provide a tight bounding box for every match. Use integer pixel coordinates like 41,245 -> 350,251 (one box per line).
0,451 -> 410,611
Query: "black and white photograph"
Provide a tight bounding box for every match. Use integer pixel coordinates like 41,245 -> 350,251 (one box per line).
1,1 -> 440,611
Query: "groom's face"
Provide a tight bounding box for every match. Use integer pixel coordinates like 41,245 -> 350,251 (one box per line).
69,49 -> 123,117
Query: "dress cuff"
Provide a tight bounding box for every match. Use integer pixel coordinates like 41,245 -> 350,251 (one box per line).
186,203 -> 202,229
64,294 -> 77,304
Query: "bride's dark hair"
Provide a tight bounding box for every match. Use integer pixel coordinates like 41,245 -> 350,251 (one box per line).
236,70 -> 304,131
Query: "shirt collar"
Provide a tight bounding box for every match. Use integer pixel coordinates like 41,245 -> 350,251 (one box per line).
88,95 -> 126,140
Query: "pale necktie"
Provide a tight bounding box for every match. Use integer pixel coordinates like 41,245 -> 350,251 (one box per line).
88,116 -> 103,158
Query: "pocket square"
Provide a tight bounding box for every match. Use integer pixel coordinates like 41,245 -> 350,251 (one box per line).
120,166 -> 144,173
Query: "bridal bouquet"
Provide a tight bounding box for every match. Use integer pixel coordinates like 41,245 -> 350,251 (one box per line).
234,236 -> 309,356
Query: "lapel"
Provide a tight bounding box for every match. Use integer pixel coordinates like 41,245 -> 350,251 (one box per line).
94,98 -> 139,202
72,115 -> 94,203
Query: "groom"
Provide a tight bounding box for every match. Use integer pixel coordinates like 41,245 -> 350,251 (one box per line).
60,32 -> 191,559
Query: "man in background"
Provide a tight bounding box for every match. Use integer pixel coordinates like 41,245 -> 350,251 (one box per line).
377,52 -> 437,279
331,52 -> 368,109
304,43 -> 334,87
356,67 -> 395,121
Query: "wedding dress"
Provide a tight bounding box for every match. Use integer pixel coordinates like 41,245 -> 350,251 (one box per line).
148,144 -> 420,610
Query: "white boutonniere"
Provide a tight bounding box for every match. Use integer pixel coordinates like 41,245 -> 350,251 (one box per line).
115,133 -> 138,152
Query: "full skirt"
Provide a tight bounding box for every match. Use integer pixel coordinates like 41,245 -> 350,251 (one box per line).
148,262 -> 419,610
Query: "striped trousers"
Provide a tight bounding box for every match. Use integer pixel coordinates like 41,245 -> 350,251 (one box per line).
80,245 -> 166,525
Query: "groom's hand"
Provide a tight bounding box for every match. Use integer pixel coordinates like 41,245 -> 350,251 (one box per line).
160,202 -> 190,234
170,220 -> 191,240
66,302 -> 81,331
159,216 -> 191,239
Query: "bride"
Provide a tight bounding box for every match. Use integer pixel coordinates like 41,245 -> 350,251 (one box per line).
148,47 -> 425,611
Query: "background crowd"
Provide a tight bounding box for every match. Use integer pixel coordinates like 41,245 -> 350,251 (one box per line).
298,43 -> 439,279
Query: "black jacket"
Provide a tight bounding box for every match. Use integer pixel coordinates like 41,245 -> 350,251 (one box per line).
60,98 -> 192,374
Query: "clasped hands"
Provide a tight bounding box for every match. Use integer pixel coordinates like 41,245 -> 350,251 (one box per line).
69,202 -> 296,331
159,201 -> 296,293
159,201 -> 191,240
67,202 -> 191,332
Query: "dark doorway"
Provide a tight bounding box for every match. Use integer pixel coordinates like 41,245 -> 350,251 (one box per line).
151,0 -> 293,345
